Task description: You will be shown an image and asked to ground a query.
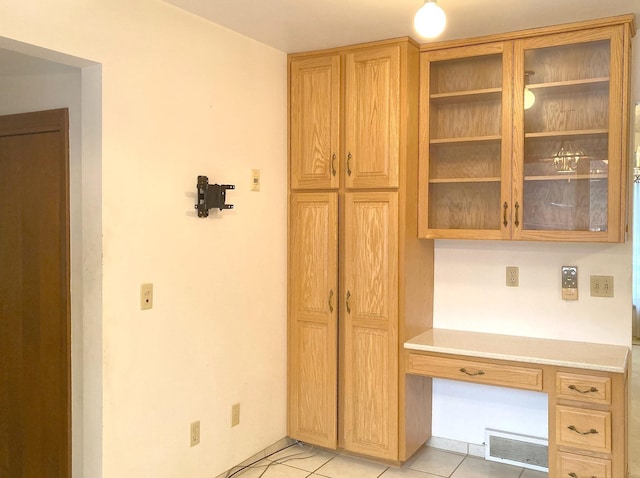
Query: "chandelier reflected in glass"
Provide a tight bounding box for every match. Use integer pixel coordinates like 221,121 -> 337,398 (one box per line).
553,141 -> 585,173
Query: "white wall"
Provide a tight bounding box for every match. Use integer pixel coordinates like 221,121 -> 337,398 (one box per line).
431,30 -> 640,444
0,1 -> 288,477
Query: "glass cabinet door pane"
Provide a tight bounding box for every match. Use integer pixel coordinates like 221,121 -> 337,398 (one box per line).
522,40 -> 610,233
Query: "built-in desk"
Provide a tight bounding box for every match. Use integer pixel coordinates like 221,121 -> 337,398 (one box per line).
404,329 -> 630,478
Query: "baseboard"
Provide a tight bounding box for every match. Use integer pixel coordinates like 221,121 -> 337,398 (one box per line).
426,436 -> 485,458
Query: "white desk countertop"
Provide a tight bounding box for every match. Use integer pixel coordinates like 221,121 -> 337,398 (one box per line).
404,328 -> 629,373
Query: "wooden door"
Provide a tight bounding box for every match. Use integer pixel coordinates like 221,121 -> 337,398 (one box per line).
344,45 -> 400,189
342,192 -> 398,460
0,109 -> 70,478
288,192 -> 339,448
290,55 -> 341,190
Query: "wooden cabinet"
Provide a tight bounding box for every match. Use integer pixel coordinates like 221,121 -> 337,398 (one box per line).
290,55 -> 341,190
404,329 -> 629,478
419,42 -> 513,239
553,369 -> 627,478
342,192 -> 399,459
290,44 -> 403,191
288,39 -> 434,462
419,16 -> 634,242
344,47 -> 401,189
288,193 -> 338,448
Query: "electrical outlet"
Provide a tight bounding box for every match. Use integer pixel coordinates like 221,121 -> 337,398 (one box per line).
506,266 -> 519,287
140,283 -> 153,310
231,403 -> 240,427
190,420 -> 200,447
561,266 -> 578,300
591,275 -> 614,298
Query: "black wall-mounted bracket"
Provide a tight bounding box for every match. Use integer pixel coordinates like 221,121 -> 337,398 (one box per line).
195,175 -> 235,217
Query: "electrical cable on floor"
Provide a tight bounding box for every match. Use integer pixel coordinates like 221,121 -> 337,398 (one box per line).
223,440 -> 305,478
252,444 -> 319,478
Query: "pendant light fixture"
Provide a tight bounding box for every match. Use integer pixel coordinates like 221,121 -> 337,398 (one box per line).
414,0 -> 447,38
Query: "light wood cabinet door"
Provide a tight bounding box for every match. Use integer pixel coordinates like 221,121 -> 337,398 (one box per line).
345,46 -> 400,189
512,26 -> 627,242
288,193 -> 338,448
418,42 -> 513,239
342,192 -> 399,459
290,55 -> 341,190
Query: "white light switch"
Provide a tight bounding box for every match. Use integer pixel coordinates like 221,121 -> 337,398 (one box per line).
251,169 -> 260,192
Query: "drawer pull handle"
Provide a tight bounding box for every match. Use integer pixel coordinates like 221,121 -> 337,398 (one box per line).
568,473 -> 597,478
459,367 -> 485,377
514,201 -> 520,227
347,152 -> 352,176
568,384 -> 599,394
346,290 -> 351,314
568,425 -> 598,435
331,153 -> 337,176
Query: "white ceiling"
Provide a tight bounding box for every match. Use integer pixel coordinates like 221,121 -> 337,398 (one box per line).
162,0 -> 638,53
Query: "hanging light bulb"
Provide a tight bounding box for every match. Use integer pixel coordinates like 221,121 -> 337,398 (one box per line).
524,88 -> 536,109
414,0 -> 447,39
524,70 -> 535,110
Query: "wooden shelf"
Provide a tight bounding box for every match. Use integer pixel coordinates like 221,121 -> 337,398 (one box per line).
431,135 -> 501,145
430,87 -> 502,104
525,129 -> 608,139
528,77 -> 609,94
524,174 -> 608,181
430,177 -> 500,184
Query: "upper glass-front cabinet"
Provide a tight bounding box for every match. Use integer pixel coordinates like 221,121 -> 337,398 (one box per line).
419,19 -> 633,242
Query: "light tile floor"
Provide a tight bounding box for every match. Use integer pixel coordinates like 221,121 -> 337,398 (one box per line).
222,443 -> 548,478
223,344 -> 640,478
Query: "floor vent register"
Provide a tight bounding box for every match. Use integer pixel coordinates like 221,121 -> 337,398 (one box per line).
485,429 -> 548,472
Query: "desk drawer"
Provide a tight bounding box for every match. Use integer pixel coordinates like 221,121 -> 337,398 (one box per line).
406,353 -> 542,391
557,452 -> 611,478
556,372 -> 611,405
556,406 -> 611,454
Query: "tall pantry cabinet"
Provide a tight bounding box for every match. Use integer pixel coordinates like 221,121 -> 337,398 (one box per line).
287,38 -> 434,461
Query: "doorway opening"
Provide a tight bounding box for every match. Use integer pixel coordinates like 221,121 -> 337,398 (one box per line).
0,40 -> 102,478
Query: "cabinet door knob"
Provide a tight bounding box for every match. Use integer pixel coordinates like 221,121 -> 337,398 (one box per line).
514,201 -> 520,227
347,152 -> 352,176
331,153 -> 337,176
328,289 -> 334,313
503,202 -> 509,227
346,290 -> 351,314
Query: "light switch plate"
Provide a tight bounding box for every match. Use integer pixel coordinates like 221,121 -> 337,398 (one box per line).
250,169 -> 260,191
590,275 -> 614,298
